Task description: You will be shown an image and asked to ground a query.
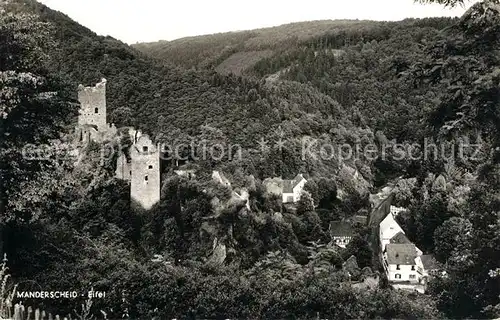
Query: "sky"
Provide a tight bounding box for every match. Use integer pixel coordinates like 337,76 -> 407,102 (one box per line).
38,0 -> 479,44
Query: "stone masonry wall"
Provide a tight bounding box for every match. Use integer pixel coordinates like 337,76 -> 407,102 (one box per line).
130,135 -> 160,210
77,78 -> 107,130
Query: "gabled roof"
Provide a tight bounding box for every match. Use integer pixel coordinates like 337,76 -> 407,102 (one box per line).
212,170 -> 231,186
379,213 -> 404,241
283,180 -> 294,193
386,243 -> 417,265
330,221 -> 354,237
421,254 -> 442,271
283,174 -> 306,193
389,232 -> 411,245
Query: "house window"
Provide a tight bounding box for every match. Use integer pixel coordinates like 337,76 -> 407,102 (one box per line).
94,108 -> 98,114
409,275 -> 416,279
396,265 -> 400,270
395,274 -> 401,279
143,146 -> 148,152
144,175 -> 148,182
148,165 -> 153,169
411,265 -> 415,271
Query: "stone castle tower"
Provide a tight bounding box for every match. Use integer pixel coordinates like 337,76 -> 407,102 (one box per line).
130,134 -> 161,210
76,78 -> 116,143
78,78 -> 107,127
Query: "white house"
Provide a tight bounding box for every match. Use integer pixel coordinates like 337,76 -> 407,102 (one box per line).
174,169 -> 196,179
383,243 -> 421,283
330,221 -> 355,248
282,174 -> 307,203
378,203 -> 434,292
212,170 -> 231,187
379,212 -> 405,252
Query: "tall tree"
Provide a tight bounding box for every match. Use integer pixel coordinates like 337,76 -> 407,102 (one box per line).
411,1 -> 500,317
412,0 -> 500,147
0,4 -> 77,249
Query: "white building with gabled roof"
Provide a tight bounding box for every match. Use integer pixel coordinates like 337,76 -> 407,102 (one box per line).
282,174 -> 307,203
383,243 -> 421,284
378,202 -> 438,293
379,212 -> 405,252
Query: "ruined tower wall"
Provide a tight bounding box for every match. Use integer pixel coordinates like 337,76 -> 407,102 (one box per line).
130,135 -> 160,210
77,78 -> 107,130
115,152 -> 132,181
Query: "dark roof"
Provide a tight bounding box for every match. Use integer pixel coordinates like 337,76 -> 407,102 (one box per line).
421,254 -> 442,271
283,174 -> 305,193
283,180 -> 294,193
386,244 -> 417,265
389,232 -> 411,244
330,221 -> 354,237
369,193 -> 394,227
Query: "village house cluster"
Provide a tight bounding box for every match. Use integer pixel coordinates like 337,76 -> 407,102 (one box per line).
379,205 -> 443,293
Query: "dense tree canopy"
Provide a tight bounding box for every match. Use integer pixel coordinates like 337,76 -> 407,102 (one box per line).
0,8 -> 77,225
1,0 -> 499,318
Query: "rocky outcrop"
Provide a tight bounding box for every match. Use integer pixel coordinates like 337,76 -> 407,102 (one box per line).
342,255 -> 361,279
207,238 -> 226,266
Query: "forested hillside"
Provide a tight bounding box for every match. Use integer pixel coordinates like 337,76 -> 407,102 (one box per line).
136,17 -> 456,141
5,0 -> 404,183
1,0 -> 499,318
133,20 -> 374,68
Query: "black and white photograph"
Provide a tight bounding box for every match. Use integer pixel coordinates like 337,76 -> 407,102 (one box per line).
0,0 -> 499,318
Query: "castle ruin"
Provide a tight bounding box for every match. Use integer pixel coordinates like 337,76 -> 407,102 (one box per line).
76,78 -> 117,143
115,152 -> 131,181
76,79 -> 161,211
129,134 -> 161,210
